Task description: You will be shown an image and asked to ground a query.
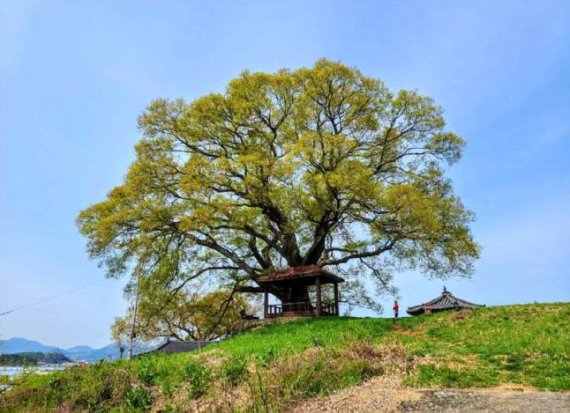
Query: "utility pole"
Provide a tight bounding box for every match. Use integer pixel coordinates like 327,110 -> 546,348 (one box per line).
128,274 -> 141,360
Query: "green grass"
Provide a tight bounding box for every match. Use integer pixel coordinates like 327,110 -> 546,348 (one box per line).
400,304 -> 570,390
1,303 -> 568,412
212,316 -> 398,359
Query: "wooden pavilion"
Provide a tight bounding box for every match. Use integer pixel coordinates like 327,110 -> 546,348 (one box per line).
407,287 -> 485,316
255,265 -> 344,318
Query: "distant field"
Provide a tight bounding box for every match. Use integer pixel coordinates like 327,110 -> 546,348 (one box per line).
1,303 -> 568,412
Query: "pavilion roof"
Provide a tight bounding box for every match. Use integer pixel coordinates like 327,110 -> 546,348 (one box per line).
406,287 -> 484,316
256,265 -> 344,284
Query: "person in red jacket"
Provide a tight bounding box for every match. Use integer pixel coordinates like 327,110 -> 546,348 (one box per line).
393,300 -> 399,318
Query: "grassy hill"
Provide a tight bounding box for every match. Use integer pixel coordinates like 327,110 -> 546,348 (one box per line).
1,303 -> 568,412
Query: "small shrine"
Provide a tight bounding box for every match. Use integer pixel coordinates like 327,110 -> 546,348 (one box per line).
406,287 -> 485,316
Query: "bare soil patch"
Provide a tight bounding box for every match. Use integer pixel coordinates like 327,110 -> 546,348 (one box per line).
290,375 -> 419,413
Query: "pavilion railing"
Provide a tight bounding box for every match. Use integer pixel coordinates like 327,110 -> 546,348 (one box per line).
266,301 -> 338,317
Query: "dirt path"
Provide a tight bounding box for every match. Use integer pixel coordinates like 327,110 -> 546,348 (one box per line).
292,378 -> 570,412
400,389 -> 570,412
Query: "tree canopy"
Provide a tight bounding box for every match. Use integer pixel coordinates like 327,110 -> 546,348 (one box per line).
112,290 -> 253,343
78,59 -> 479,308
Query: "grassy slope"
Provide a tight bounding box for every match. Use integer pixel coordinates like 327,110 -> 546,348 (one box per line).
1,303 -> 569,411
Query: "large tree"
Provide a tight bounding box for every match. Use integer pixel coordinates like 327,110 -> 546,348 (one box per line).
78,59 -> 479,308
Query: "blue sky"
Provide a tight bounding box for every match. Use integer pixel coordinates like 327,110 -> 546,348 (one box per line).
1,1 -> 569,348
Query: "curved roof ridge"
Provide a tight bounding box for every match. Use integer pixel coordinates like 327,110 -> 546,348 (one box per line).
406,287 -> 484,315
445,291 -> 483,308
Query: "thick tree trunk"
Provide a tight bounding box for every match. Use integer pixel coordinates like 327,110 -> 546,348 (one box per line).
265,284 -> 311,304
302,237 -> 326,265
288,285 -> 311,303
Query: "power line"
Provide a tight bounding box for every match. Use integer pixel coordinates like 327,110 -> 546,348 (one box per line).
0,282 -> 99,317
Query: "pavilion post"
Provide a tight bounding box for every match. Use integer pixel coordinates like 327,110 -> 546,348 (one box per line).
315,276 -> 322,316
263,288 -> 269,318
334,282 -> 339,316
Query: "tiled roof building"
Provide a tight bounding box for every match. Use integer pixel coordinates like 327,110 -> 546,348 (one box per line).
149,340 -> 210,355
407,287 -> 484,316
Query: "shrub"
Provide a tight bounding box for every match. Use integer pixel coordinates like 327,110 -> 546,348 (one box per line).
136,357 -> 159,385
184,361 -> 211,398
222,356 -> 248,386
125,385 -> 152,412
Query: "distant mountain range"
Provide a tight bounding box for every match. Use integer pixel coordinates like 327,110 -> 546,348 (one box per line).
0,337 -> 151,362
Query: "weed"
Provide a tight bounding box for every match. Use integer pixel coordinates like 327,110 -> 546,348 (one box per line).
125,385 -> 152,412
222,356 -> 248,386
136,358 -> 158,385
185,361 -> 211,398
